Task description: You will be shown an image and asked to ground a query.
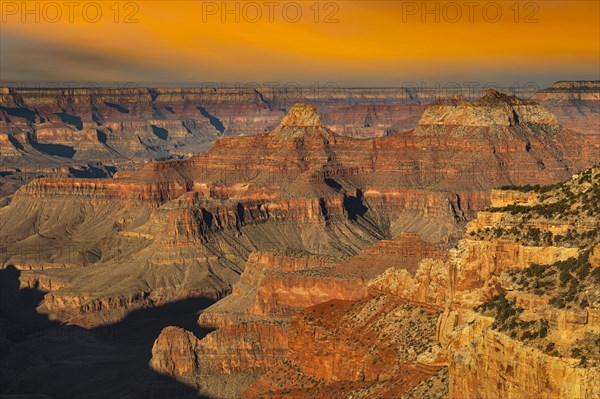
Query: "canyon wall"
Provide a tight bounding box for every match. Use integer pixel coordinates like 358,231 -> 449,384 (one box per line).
2,92 -> 599,398
450,326 -> 599,399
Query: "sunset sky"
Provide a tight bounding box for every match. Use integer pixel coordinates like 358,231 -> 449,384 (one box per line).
1,0 -> 599,87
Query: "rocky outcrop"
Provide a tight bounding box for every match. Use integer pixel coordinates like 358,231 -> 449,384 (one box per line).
533,81 -> 600,135
279,103 -> 323,127
591,244 -> 600,268
451,239 -> 580,292
150,326 -> 201,377
450,325 -> 600,399
150,250 -> 368,398
241,295 -> 443,398
151,229 -> 450,398
251,275 -> 368,316
419,89 -> 558,127
150,323 -> 288,377
369,258 -> 450,309
18,273 -> 70,291
368,237 -> 581,311
489,188 -> 540,207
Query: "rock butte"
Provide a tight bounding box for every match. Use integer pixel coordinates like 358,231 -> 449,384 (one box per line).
0,87 -> 599,398
0,82 -> 597,204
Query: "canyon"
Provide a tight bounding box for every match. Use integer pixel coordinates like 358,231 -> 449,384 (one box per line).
150,167 -> 600,399
0,84 -> 598,398
1,82 -> 597,205
0,85 -> 434,206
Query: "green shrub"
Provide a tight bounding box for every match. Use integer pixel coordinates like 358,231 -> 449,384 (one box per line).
559,269 -> 572,285
539,320 -> 549,338
525,263 -> 545,277
580,299 -> 589,307
549,296 -> 566,309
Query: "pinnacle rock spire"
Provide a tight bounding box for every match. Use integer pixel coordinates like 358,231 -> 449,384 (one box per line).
280,103 -> 322,127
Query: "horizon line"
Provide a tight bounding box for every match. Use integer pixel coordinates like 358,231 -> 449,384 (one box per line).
3,80 -> 599,91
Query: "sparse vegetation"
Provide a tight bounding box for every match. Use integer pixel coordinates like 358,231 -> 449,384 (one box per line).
569,334 -> 600,368
471,167 -> 600,373
505,249 -> 597,310
498,181 -> 562,194
477,294 -> 559,357
476,293 -> 522,327
475,167 -> 600,248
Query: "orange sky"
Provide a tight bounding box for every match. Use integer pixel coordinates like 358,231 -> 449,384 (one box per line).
1,1 -> 599,86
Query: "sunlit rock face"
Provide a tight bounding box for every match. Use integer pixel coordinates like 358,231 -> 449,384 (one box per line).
419,89 -> 559,127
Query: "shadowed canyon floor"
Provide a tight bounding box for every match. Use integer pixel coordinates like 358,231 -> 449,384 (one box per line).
0,265 -> 216,398
0,86 -> 599,398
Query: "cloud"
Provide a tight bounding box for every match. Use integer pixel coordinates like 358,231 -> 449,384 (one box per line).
0,30 -> 175,83
1,0 -> 598,87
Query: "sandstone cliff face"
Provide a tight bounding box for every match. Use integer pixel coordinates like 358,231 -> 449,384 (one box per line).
369,258 -> 450,309
489,188 -> 540,207
150,323 -> 288,378
198,251 -> 367,323
367,238 -> 582,312
450,326 -> 600,399
436,167 -> 600,399
591,244 -> 600,268
251,276 -> 368,316
13,177 -> 189,206
150,326 -> 201,377
451,239 -> 580,293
